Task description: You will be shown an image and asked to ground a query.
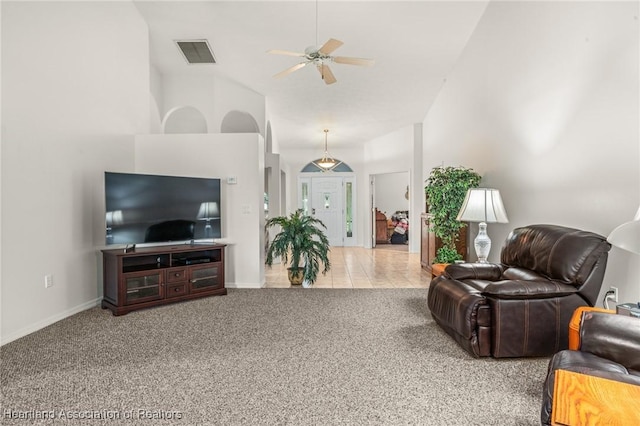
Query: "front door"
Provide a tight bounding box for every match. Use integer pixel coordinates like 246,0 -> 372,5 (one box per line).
311,177 -> 343,246
298,175 -> 356,247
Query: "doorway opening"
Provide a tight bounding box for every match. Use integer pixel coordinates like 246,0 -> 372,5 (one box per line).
371,171 -> 410,251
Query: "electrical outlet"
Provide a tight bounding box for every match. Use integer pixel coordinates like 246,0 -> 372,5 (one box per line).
609,286 -> 618,303
44,274 -> 53,288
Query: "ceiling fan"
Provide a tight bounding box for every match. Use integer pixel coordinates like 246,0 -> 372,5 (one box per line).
268,39 -> 374,85
267,1 -> 374,85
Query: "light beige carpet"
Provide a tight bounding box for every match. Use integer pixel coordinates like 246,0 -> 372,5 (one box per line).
0,289 -> 549,425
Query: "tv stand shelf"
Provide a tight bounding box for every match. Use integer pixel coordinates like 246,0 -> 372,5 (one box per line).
101,244 -> 226,316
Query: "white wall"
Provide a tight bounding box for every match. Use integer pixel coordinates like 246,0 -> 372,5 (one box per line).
265,153 -> 282,252
213,78 -> 266,136
1,2 -> 149,343
364,126 -> 414,169
423,1 -> 640,303
265,152 -> 282,218
374,172 -> 409,219
134,134 -> 265,288
149,64 -> 164,133
161,74 -> 216,132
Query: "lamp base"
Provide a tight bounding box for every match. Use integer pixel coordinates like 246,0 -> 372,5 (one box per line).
474,222 -> 492,263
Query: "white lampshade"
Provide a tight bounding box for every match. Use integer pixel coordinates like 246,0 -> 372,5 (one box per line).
105,210 -> 123,226
197,202 -> 219,220
456,188 -> 509,223
607,205 -> 640,255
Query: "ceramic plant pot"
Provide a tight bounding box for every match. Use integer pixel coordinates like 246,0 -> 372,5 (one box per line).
287,268 -> 304,285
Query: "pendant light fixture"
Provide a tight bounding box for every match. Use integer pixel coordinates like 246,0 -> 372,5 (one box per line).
317,129 -> 337,169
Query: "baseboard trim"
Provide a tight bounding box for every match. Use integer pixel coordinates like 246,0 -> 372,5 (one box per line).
1,298 -> 101,346
225,282 -> 264,289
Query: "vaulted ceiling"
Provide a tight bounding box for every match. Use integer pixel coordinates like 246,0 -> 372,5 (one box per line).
134,1 -> 489,150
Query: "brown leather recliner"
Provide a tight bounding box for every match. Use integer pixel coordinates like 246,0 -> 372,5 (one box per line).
540,312 -> 640,425
427,224 -> 611,358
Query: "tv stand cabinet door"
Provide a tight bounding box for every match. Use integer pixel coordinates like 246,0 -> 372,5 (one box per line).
188,263 -> 223,293
121,270 -> 165,305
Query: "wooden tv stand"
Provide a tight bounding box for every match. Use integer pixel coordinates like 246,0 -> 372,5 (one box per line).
101,243 -> 226,316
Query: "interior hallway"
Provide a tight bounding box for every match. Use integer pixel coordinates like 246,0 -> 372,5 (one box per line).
264,246 -> 431,288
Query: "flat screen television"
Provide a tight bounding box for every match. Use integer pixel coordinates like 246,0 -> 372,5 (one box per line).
104,172 -> 221,246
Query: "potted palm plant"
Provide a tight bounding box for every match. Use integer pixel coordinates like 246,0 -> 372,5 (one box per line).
265,209 -> 331,286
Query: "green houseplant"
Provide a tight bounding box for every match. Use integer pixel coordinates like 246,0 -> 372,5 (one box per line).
265,209 -> 331,286
425,166 -> 481,263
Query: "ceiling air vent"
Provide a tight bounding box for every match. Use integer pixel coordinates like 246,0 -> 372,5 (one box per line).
175,40 -> 216,64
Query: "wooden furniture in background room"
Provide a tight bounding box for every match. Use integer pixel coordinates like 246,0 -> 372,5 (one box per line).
375,208 -> 389,244
420,213 -> 467,276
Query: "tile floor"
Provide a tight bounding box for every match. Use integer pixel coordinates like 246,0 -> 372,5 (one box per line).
264,246 -> 432,288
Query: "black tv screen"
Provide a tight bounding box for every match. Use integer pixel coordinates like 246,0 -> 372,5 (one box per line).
104,172 -> 221,245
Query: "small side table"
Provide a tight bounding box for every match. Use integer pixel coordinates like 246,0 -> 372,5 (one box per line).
568,306 -> 614,350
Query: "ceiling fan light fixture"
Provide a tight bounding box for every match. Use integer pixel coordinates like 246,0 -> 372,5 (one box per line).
267,0 -> 373,85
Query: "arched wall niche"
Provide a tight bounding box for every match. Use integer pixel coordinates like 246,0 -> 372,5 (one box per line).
162,106 -> 208,134
221,110 -> 259,133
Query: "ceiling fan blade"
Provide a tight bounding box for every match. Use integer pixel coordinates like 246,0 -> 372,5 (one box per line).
267,49 -> 305,57
273,62 -> 307,79
333,56 -> 375,67
317,64 -> 337,85
318,38 -> 344,55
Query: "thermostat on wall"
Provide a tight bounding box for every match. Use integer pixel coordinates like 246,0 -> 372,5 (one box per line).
227,177 -> 237,184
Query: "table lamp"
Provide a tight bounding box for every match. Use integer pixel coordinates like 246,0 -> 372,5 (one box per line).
105,210 -> 123,241
456,188 -> 509,263
607,205 -> 640,255
197,202 -> 219,238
